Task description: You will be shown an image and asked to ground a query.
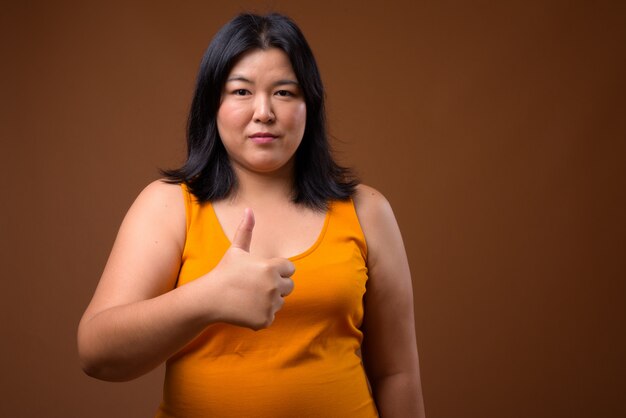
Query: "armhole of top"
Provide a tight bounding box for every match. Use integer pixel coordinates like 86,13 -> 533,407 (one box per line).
179,183 -> 193,258
348,197 -> 369,262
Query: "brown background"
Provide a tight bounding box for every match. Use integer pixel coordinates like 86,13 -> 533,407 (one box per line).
1,1 -> 624,417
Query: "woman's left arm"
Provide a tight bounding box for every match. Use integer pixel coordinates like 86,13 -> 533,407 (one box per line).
354,185 -> 426,418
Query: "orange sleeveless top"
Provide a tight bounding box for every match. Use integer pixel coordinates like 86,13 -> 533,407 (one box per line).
155,185 -> 379,417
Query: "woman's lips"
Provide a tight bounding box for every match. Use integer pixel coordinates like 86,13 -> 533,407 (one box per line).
249,133 -> 278,144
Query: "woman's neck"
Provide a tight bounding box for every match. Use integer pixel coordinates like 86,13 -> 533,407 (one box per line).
228,162 -> 295,207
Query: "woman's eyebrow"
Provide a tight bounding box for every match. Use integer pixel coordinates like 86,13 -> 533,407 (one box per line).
226,75 -> 251,83
225,76 -> 299,87
274,79 -> 299,87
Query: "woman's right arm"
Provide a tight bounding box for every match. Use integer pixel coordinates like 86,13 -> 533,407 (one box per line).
77,181 -> 294,382
77,180 -> 208,381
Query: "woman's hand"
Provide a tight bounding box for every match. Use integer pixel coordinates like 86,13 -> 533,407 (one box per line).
205,208 -> 295,330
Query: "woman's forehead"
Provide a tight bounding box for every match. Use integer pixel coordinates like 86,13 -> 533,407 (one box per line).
227,48 -> 296,81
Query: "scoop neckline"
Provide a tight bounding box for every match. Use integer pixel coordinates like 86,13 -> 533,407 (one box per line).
208,203 -> 331,261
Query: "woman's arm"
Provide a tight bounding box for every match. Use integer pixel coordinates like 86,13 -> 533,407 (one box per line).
354,184 -> 426,418
77,180 -> 205,381
77,181 -> 294,382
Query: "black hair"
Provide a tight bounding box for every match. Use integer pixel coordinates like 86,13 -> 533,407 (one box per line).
162,13 -> 357,211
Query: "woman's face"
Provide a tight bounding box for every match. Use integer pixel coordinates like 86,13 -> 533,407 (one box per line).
217,48 -> 306,177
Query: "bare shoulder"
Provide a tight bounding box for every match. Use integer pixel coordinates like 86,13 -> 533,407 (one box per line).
130,180 -> 185,217
353,184 -> 396,232
121,179 -> 186,251
353,184 -> 402,262
134,179 -> 185,209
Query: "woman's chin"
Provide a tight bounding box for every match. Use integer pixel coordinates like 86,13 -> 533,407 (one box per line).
237,160 -> 294,176
232,155 -> 294,175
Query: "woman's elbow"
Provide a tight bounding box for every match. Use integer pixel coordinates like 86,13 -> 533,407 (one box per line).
77,322 -> 137,382
78,350 -> 139,382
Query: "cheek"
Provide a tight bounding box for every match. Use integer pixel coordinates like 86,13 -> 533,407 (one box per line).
285,103 -> 307,135
217,103 -> 249,133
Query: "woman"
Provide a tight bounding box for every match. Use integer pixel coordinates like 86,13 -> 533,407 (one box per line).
78,13 -> 425,417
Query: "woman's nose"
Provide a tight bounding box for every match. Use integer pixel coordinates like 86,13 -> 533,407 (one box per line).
253,95 -> 275,123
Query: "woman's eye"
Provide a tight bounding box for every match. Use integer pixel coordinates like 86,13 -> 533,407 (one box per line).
275,90 -> 293,97
233,89 -> 249,96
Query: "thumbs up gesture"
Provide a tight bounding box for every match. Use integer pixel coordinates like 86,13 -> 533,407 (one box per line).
207,208 -> 295,330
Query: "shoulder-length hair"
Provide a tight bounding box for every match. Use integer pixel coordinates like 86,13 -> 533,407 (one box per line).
162,13 -> 357,210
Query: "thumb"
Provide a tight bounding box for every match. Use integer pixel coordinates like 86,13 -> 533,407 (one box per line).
231,208 -> 255,252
